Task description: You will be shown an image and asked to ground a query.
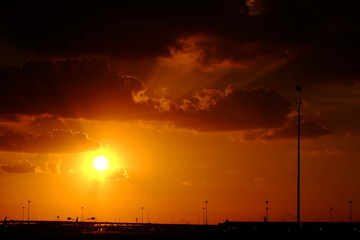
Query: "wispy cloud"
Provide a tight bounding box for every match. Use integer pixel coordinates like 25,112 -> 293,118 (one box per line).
0,159 -> 41,174
0,128 -> 101,153
45,155 -> 62,174
106,167 -> 130,181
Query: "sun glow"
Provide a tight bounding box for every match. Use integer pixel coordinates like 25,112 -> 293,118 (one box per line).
93,156 -> 109,171
82,149 -> 127,181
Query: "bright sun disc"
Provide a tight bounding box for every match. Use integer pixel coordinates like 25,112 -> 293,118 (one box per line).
93,156 -> 108,170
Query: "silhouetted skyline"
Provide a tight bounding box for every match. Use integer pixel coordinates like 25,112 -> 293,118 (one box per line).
0,0 -> 360,223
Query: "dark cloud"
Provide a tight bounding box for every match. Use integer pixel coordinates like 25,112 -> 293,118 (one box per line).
0,113 -> 24,123
2,0 -> 358,58
141,85 -> 329,137
1,0 -> 227,58
260,48 -> 360,86
170,33 -> 288,66
168,33 -> 360,89
241,117 -> 331,141
0,128 -> 101,153
25,114 -> 84,135
0,59 -> 146,119
171,86 -> 292,131
0,0 -> 358,97
0,114 -> 83,134
0,159 -> 41,173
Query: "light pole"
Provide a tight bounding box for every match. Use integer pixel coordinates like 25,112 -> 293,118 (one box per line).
296,86 -> 302,224
205,200 -> 208,226
265,201 -> 269,222
330,208 -> 333,222
27,200 -> 31,222
141,207 -> 144,224
202,207 -> 206,225
349,201 -> 353,222
81,207 -> 84,222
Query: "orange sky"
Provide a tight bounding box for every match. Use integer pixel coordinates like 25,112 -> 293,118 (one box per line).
1,0 -> 360,224
1,120 -> 359,223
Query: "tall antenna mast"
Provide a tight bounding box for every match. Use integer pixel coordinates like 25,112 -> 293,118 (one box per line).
296,86 -> 302,224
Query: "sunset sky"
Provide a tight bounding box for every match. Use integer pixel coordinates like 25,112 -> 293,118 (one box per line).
0,0 -> 360,224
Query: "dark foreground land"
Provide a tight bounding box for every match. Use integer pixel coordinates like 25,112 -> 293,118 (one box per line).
1,220 -> 360,240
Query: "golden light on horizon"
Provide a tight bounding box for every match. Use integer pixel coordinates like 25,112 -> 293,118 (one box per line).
93,156 -> 109,171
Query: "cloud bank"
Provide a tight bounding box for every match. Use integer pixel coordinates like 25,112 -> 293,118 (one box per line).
1,0 -> 359,85
0,59 -> 329,142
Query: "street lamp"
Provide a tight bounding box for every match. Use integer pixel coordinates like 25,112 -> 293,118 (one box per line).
27,200 -> 31,222
349,201 -> 353,222
81,207 -> 84,222
296,86 -> 302,224
205,200 -> 208,226
265,201 -> 269,222
22,206 -> 25,222
141,206 -> 144,224
330,208 -> 333,222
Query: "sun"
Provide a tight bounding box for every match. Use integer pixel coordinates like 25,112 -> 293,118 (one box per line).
93,156 -> 109,171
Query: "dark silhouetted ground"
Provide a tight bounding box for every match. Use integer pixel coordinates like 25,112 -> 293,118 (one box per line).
1,221 -> 360,240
